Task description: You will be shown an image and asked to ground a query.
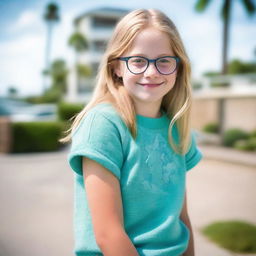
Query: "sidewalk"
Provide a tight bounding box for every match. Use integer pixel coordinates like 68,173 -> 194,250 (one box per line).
200,144 -> 256,167
191,144 -> 256,256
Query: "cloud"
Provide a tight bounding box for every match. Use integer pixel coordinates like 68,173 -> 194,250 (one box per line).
9,10 -> 42,33
0,34 -> 44,57
0,35 -> 45,96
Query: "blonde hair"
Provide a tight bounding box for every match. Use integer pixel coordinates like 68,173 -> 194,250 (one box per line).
60,9 -> 192,155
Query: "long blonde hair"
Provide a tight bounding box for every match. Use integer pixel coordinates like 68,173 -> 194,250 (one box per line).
60,9 -> 192,155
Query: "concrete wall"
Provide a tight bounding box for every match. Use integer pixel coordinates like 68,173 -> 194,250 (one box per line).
191,96 -> 256,132
191,99 -> 218,130
224,98 -> 256,132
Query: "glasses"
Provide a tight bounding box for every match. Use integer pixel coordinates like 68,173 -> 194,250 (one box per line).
117,56 -> 180,75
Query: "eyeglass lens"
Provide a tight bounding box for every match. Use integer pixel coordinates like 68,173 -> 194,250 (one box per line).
127,57 -> 177,74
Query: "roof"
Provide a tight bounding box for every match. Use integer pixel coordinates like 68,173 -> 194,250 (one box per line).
74,7 -> 130,25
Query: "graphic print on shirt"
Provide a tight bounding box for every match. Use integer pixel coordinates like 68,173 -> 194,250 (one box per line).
139,131 -> 184,194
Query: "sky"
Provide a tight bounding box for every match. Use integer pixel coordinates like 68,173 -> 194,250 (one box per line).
0,0 -> 255,97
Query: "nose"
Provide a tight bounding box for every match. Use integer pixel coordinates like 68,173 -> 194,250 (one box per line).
144,62 -> 159,77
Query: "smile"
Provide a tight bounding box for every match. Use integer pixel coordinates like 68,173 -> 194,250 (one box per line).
138,82 -> 164,88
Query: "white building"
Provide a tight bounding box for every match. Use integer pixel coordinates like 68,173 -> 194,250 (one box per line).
66,7 -> 129,103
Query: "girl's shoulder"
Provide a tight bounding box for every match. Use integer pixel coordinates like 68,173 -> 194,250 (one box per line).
86,102 -> 122,124
77,102 -> 128,135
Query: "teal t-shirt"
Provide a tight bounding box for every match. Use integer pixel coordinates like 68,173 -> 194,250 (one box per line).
68,103 -> 202,256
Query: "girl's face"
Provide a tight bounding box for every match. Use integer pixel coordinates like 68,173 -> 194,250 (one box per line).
115,27 -> 177,116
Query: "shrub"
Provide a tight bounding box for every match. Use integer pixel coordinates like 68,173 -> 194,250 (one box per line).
57,102 -> 84,121
202,220 -> 256,253
26,87 -> 62,104
203,123 -> 219,134
248,137 -> 256,151
223,128 -> 249,147
234,139 -> 251,151
211,81 -> 230,88
250,129 -> 256,138
234,138 -> 256,151
11,121 -> 65,153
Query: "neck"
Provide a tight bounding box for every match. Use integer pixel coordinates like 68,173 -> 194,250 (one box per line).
134,101 -> 162,118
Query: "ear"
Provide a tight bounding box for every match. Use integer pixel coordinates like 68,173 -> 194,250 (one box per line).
114,62 -> 123,78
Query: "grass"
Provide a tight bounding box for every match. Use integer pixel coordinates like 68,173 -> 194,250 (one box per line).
202,220 -> 256,253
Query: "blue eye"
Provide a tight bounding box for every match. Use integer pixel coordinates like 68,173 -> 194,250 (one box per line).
158,58 -> 171,63
131,58 -> 146,63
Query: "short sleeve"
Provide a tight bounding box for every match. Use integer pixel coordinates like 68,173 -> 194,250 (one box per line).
68,110 -> 124,179
185,132 -> 203,171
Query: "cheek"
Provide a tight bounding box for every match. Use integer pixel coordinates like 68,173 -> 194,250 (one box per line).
168,72 -> 177,84
122,70 -> 137,85
164,75 -> 177,92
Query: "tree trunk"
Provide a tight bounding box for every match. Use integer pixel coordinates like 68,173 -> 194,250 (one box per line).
219,0 -> 232,144
43,22 -> 53,93
221,0 -> 231,75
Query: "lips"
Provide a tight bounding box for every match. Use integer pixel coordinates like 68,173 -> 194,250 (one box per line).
138,82 -> 164,88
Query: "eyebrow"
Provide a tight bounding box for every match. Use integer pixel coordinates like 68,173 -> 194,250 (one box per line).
128,53 -> 174,57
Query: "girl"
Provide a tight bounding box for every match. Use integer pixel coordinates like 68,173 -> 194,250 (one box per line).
62,9 -> 202,256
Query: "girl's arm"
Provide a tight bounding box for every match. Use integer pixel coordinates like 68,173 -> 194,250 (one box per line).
180,191 -> 195,256
83,157 -> 139,256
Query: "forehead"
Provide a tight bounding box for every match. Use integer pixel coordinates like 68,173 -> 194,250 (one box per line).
126,27 -> 173,56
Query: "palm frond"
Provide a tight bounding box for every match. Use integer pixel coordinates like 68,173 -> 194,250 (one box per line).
242,0 -> 256,16
195,0 -> 212,12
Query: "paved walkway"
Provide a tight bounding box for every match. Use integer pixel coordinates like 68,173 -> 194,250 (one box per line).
0,145 -> 255,256
189,146 -> 256,256
200,144 -> 256,168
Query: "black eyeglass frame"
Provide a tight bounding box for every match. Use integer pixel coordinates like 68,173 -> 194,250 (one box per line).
117,56 -> 180,75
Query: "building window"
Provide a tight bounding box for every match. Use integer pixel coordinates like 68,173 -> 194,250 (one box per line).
92,17 -> 118,28
92,40 -> 107,52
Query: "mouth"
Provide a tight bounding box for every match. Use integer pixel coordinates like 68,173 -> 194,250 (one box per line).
138,82 -> 164,88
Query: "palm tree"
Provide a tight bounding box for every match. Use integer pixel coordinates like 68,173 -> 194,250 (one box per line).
43,2 -> 60,92
68,32 -> 89,63
195,0 -> 255,75
68,32 -> 91,90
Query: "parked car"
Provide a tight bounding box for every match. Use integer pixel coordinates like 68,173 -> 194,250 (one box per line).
0,97 -> 57,122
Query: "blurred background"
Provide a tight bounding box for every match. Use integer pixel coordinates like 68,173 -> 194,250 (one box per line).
0,0 -> 256,256
0,0 -> 255,153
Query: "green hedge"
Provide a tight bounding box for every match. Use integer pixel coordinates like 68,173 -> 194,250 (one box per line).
11,121 -> 65,153
223,128 -> 249,147
202,220 -> 256,253
203,123 -> 219,134
234,137 -> 256,152
57,102 -> 84,121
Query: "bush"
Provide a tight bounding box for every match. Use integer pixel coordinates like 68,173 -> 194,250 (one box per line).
223,129 -> 249,147
234,139 -> 251,151
250,129 -> 256,138
248,137 -> 256,150
228,59 -> 256,74
57,102 -> 84,121
235,137 -> 256,152
11,121 -> 65,153
203,123 -> 219,134
211,81 -> 230,88
26,87 -> 63,104
202,220 -> 256,253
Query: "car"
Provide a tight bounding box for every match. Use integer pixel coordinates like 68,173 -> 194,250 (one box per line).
0,97 -> 57,122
